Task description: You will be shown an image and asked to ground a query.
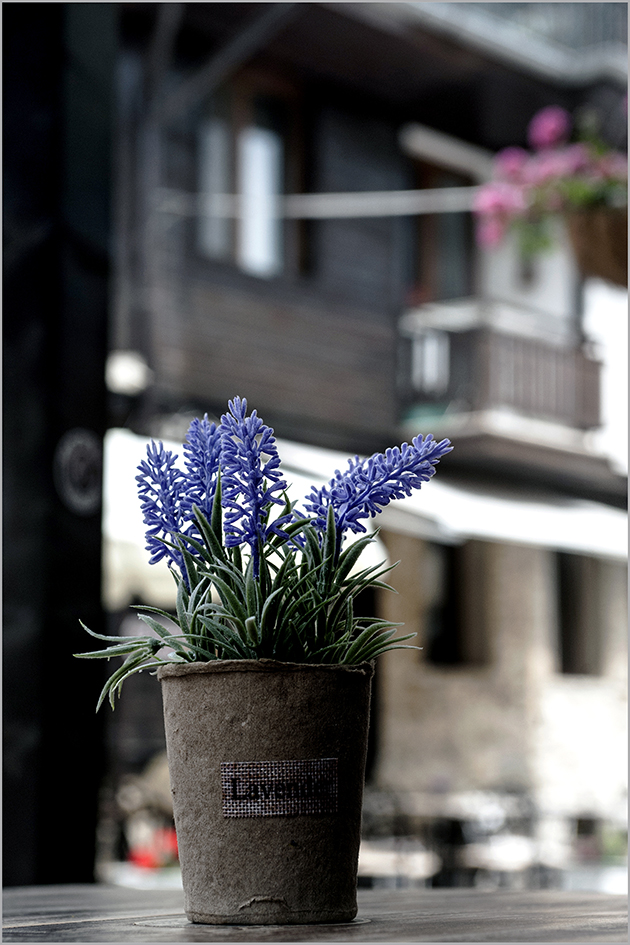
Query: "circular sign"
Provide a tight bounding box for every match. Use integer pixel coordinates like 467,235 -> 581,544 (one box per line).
53,428 -> 102,516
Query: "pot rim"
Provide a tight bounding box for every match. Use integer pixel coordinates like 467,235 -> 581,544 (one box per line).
157,659 -> 374,680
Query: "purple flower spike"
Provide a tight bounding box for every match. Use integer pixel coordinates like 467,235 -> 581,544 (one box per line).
304,434 -> 453,550
136,441 -> 187,574
180,414 -> 222,536
220,397 -> 291,575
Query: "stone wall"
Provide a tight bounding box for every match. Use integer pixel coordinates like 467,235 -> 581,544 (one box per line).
372,530 -> 627,834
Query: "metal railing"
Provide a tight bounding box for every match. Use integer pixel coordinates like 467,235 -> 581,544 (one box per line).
406,328 -> 601,430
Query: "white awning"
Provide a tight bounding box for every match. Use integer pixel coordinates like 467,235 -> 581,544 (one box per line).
377,480 -> 628,560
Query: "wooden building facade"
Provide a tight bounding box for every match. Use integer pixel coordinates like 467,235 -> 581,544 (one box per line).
100,2 -> 627,885
113,2 -> 626,502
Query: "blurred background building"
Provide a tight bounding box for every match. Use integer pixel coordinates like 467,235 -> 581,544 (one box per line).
4,2 -> 627,891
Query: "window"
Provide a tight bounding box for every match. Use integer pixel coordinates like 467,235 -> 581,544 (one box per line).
195,70 -> 300,279
408,163 -> 474,307
575,817 -> 601,861
410,329 -> 450,395
425,542 -> 461,664
236,114 -> 284,277
556,552 -> 602,675
424,541 -> 488,667
197,115 -> 232,260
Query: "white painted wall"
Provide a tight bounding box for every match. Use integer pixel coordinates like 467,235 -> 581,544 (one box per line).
582,278 -> 629,475
477,220 -> 579,344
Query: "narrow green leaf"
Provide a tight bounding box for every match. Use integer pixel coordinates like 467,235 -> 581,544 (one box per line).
244,557 -> 259,619
209,472 -> 222,541
334,535 -> 378,585
95,650 -> 151,711
74,640 -> 155,660
136,614 -> 192,659
244,616 -> 258,645
208,573 -> 248,626
77,620 -> 150,645
320,504 -> 337,590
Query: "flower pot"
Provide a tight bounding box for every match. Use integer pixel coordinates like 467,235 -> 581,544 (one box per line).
565,207 -> 628,288
157,659 -> 374,925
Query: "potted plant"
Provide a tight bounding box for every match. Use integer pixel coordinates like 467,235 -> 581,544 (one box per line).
77,396 -> 451,925
473,104 -> 628,287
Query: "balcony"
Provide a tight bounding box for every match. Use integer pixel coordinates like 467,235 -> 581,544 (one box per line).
400,327 -> 601,431
397,325 -> 627,505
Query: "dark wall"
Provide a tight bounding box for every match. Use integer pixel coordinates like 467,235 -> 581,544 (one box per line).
3,3 -> 115,885
311,106 -> 413,312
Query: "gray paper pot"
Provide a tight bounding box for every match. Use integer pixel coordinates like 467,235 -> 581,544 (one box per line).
158,659 -> 374,925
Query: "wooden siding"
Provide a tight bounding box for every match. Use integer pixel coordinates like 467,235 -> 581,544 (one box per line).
311,107 -> 414,312
151,277 -> 398,451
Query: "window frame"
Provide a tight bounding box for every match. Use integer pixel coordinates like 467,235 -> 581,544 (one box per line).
407,160 -> 475,308
194,65 -> 305,281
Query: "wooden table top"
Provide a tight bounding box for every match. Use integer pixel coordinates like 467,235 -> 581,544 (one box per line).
3,884 -> 627,943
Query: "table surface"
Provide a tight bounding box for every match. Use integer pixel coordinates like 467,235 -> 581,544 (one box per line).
2,884 -> 627,943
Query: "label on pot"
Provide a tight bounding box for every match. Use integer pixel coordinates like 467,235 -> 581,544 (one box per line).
221,758 -> 338,817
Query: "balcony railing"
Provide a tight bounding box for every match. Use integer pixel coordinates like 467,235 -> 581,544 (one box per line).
402,328 -> 601,431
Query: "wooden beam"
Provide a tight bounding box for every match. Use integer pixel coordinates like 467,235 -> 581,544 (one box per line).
282,186 -> 479,218
159,4 -> 300,124
154,185 -> 480,219
145,3 -> 184,108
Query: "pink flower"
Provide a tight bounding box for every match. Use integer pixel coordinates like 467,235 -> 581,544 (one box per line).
473,181 -> 527,216
476,216 -> 505,247
524,144 -> 593,185
527,106 -> 571,150
494,147 -> 529,182
473,182 -> 528,249
597,152 -> 628,181
523,151 -> 569,185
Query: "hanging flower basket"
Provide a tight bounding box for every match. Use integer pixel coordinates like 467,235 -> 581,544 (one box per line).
565,207 -> 627,288
473,104 -> 628,283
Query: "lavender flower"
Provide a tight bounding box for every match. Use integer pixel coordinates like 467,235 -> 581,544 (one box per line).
220,397 -> 291,575
81,399 -> 454,698
180,414 -> 222,536
303,434 -> 453,552
136,441 -> 187,573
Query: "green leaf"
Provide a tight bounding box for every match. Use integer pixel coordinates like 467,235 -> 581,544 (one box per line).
136,614 -> 192,659
95,650 -> 153,712
259,586 -> 285,636
196,618 -> 255,659
320,504 -> 337,590
244,616 -> 258,645
244,557 -> 259,619
74,640 -> 156,660
334,535 -> 376,584
210,471 -> 223,540
193,502 -> 228,565
175,576 -> 191,639
77,620 -> 150,645
208,573 -> 248,627
130,604 -> 176,621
